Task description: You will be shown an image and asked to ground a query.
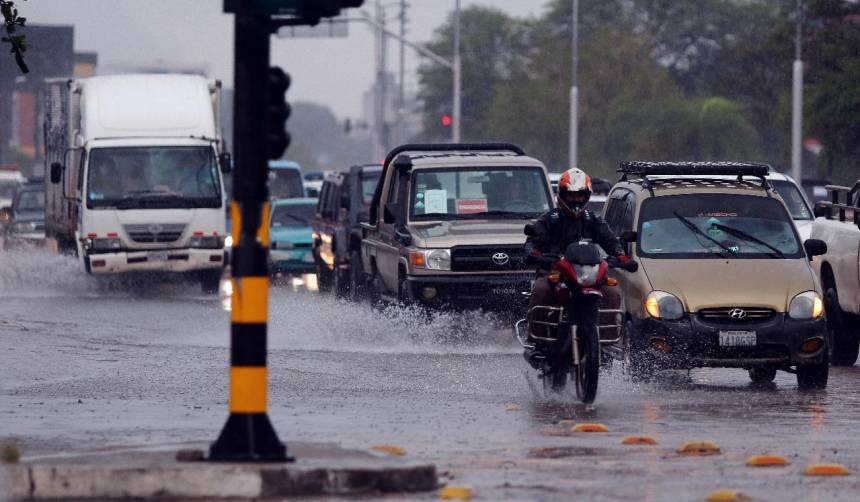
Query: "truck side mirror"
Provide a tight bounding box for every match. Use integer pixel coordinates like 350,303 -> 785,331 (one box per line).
621,230 -> 638,243
50,162 -> 63,184
804,238 -> 827,258
219,152 -> 232,174
383,205 -> 397,224
813,203 -> 828,219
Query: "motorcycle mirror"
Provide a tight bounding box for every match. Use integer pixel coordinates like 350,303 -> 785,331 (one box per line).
524,223 -> 537,237
621,230 -> 638,243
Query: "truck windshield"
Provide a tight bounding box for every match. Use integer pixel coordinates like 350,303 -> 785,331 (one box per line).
87,146 -> 221,209
638,194 -> 803,259
410,166 -> 550,220
771,179 -> 812,221
269,168 -> 304,199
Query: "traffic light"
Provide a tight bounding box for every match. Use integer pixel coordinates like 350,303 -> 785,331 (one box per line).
268,66 -> 291,160
441,115 -> 452,127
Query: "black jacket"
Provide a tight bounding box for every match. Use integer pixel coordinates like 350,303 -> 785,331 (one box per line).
525,209 -> 624,257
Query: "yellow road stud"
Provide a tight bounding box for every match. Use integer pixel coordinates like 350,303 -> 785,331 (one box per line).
439,486 -> 472,500
622,435 -> 658,445
705,489 -> 748,502
802,463 -> 851,476
573,423 -> 609,433
677,441 -> 721,456
746,455 -> 790,467
371,445 -> 406,456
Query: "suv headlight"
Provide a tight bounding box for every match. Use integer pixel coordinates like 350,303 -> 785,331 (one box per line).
409,249 -> 451,271
645,291 -> 685,320
11,221 -> 36,233
190,236 -> 224,249
789,291 -> 823,320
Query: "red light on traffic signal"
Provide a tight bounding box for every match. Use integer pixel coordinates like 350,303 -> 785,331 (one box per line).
441,115 -> 452,127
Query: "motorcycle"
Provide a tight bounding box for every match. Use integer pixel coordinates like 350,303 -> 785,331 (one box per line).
515,239 -> 638,403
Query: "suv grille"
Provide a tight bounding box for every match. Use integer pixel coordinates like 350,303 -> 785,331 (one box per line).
450,245 -> 527,272
123,223 -> 186,243
698,307 -> 775,322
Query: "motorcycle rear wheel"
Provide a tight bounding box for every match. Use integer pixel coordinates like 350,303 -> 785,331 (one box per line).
575,324 -> 600,404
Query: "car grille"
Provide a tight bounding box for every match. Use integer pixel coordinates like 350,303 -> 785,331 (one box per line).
123,223 -> 186,243
698,307 -> 775,323
450,245 -> 527,272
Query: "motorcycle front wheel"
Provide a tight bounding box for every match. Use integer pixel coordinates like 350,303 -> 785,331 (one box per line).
575,323 -> 600,404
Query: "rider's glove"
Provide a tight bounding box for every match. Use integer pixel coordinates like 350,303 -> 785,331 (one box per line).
617,254 -> 630,264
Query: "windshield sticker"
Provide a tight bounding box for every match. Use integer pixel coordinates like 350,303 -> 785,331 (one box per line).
699,212 -> 737,217
89,192 -> 104,200
424,189 -> 448,214
456,198 -> 488,214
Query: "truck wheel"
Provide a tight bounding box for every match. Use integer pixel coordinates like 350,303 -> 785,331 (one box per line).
348,250 -> 366,302
797,360 -> 829,390
200,270 -> 222,294
748,366 -> 777,385
825,288 -> 860,366
332,255 -> 349,299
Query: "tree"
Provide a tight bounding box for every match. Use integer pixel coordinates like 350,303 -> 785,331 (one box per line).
1,0 -> 28,73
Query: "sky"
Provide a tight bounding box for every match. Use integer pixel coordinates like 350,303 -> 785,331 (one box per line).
23,0 -> 549,119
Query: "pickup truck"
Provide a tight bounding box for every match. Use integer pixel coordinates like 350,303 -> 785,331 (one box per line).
359,143 -> 553,312
811,183 -> 860,366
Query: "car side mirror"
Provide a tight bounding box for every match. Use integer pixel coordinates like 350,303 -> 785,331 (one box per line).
813,203 -> 829,219
383,205 -> 397,224
394,227 -> 412,246
50,162 -> 63,184
621,230 -> 638,243
804,238 -> 827,258
524,223 -> 537,237
219,152 -> 232,174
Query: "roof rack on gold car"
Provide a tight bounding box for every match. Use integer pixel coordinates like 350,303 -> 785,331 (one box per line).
617,161 -> 772,191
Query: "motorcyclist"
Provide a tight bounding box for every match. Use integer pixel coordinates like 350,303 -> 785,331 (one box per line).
523,167 -> 630,367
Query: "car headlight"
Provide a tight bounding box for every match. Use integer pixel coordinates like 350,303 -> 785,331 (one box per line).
789,291 -> 823,320
224,235 -> 233,248
645,291 -> 685,320
11,221 -> 36,233
409,249 -> 451,271
190,236 -> 224,249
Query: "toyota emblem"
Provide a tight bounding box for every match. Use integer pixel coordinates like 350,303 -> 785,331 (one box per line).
147,223 -> 164,235
492,252 -> 510,266
729,308 -> 747,320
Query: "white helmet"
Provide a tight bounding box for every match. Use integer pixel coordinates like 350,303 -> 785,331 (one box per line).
557,167 -> 592,218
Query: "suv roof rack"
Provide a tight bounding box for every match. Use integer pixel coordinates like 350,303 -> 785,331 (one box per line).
383,143 -> 525,169
618,161 -> 772,191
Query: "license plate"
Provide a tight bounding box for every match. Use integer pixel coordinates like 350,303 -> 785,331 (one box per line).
492,287 -> 518,296
148,251 -> 169,262
719,331 -> 757,347
302,252 -> 314,263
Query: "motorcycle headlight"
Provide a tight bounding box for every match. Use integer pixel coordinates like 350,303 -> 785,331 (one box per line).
645,291 -> 685,320
789,291 -> 823,320
573,264 -> 600,287
409,249 -> 451,271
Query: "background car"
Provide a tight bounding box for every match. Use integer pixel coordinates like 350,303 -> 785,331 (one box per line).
269,198 -> 317,277
3,181 -> 45,249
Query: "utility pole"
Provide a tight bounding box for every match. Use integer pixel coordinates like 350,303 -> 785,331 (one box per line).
452,0 -> 462,143
374,0 -> 388,160
398,0 -> 406,147
569,0 -> 579,168
791,0 -> 804,182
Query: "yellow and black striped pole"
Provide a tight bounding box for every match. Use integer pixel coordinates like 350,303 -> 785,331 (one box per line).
210,7 -> 287,462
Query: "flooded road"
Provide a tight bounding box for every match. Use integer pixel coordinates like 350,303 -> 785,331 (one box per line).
2,250 -> 860,500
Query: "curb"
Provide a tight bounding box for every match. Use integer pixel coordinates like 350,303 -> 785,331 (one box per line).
0,448 -> 437,499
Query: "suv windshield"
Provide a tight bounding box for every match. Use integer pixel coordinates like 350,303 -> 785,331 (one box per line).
271,203 -> 315,228
410,166 -> 550,220
771,179 -> 812,220
16,189 -> 44,212
638,194 -> 803,259
361,172 -> 380,206
87,146 -> 221,209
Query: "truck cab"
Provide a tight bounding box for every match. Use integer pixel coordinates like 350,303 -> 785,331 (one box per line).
360,143 -> 553,312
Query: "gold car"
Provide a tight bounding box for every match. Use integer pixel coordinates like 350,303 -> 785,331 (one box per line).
603,162 -> 829,389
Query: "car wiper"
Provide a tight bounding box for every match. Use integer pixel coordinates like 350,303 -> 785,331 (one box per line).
712,223 -> 786,258
672,212 -> 736,258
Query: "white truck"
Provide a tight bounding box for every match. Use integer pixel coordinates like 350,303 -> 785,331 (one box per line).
810,183 -> 860,366
43,74 -> 230,292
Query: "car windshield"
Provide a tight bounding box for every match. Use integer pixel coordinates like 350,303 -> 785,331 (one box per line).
361,172 -> 380,206
16,189 -> 44,212
771,179 -> 812,221
410,166 -> 551,220
638,194 -> 803,259
87,146 -> 221,209
269,168 -> 304,199
271,203 -> 315,228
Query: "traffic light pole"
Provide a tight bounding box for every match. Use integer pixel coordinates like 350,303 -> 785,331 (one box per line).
210,9 -> 287,462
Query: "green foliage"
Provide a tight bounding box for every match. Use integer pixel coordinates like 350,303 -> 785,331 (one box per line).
1,0 -> 28,74
0,439 -> 20,463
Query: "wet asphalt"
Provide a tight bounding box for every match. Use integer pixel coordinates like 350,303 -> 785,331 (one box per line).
2,249 -> 860,500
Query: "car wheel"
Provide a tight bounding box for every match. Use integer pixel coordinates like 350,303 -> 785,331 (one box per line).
315,259 -> 332,293
825,287 -> 859,366
797,359 -> 829,390
748,366 -> 777,385
332,255 -> 349,299
348,250 -> 366,302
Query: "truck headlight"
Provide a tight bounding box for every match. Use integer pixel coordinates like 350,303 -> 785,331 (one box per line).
224,235 -> 233,248
645,291 -> 684,320
190,236 -> 224,249
409,249 -> 451,271
11,221 -> 36,233
91,237 -> 122,251
789,291 -> 823,320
